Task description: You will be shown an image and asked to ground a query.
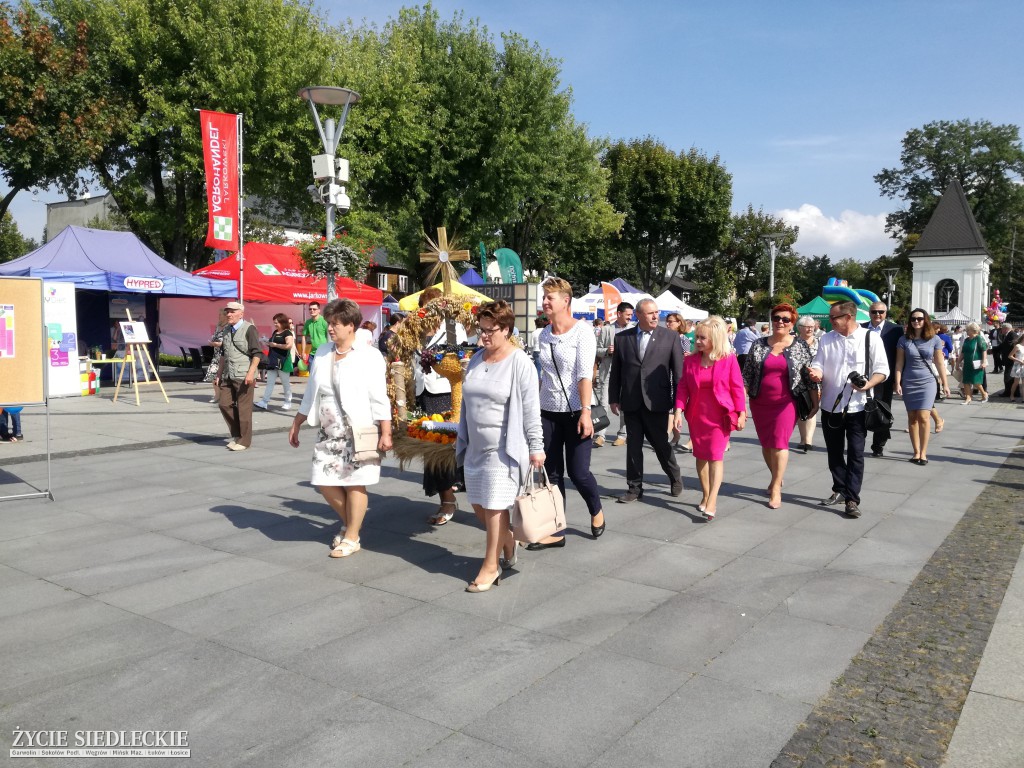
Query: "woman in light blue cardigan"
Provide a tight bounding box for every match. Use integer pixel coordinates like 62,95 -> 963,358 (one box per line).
456,301 -> 545,593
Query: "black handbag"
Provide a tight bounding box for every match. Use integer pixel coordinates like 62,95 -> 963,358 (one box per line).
863,332 -> 893,432
589,405 -> 611,433
794,388 -> 814,421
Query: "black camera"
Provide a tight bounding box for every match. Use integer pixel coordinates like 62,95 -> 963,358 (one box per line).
847,371 -> 868,389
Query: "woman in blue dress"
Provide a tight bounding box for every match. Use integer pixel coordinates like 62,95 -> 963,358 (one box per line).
895,309 -> 950,465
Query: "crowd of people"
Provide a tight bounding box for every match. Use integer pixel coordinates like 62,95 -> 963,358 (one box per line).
194,285 -> 1023,593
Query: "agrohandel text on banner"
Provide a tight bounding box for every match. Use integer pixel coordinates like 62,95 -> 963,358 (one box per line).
200,110 -> 240,251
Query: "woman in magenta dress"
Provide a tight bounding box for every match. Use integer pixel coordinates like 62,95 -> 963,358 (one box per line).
674,316 -> 746,520
742,303 -> 818,509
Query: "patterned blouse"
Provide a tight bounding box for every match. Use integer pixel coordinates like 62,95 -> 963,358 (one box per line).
537,320 -> 597,412
741,336 -> 818,399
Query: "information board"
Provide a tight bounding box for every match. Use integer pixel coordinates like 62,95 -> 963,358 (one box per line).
0,277 -> 46,405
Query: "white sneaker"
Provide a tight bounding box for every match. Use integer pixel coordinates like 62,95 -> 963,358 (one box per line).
227,443 -> 248,451
255,401 -> 268,410
280,404 -> 293,411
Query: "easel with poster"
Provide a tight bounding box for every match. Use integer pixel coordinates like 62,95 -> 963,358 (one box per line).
110,310 -> 169,405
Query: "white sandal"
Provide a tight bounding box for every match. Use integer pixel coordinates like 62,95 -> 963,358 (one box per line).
329,537 -> 360,558
428,501 -> 456,526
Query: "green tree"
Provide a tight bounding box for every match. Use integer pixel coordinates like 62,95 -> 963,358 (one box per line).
693,206 -> 797,318
875,118 -> 1024,303
0,1 -> 119,219
0,211 -> 37,262
332,7 -> 618,279
603,137 -> 732,293
44,0 -> 338,268
792,254 -> 834,305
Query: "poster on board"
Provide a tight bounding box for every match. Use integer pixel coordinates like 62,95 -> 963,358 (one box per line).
0,304 -> 14,358
119,322 -> 151,344
43,281 -> 81,398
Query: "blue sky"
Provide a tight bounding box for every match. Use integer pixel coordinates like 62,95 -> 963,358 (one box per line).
8,0 -> 1022,261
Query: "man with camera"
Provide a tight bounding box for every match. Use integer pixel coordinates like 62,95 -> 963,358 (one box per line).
808,301 -> 890,518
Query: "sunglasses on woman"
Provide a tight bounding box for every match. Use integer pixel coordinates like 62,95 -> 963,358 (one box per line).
771,316 -> 792,324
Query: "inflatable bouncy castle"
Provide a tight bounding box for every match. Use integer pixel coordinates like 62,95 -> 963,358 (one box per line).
821,277 -> 880,310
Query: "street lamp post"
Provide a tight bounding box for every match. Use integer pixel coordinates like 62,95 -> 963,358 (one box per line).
882,268 -> 898,307
763,232 -> 787,301
298,86 -> 360,302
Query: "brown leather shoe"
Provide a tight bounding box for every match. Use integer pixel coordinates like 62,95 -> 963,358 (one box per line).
612,437 -> 626,447
617,489 -> 643,503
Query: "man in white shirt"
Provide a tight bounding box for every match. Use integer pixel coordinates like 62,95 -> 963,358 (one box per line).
808,301 -> 890,518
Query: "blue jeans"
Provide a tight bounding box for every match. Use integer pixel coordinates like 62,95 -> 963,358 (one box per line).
1,409 -> 22,439
541,410 -> 602,518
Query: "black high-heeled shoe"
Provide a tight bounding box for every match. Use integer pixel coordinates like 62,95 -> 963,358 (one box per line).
525,538 -> 565,551
591,520 -> 606,538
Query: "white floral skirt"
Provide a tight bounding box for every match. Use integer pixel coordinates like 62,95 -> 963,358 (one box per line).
311,398 -> 380,487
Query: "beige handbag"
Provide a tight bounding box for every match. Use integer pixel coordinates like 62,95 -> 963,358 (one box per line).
511,467 -> 566,544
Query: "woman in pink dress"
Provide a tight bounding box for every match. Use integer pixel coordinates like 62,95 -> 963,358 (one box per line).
674,316 -> 746,520
741,304 -> 818,509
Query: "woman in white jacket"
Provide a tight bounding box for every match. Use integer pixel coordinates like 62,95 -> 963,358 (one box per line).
288,299 -> 392,558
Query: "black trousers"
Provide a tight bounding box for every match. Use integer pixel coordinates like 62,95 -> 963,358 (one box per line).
822,409 -> 867,505
624,407 -> 681,492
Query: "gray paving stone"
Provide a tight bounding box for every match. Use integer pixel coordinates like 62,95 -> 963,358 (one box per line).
944,692 -> 1024,768
0,577 -> 80,617
404,732 -> 558,768
96,556 -> 292,614
864,513 -> 959,548
0,507 -> 96,541
0,562 -> 34,589
530,530 -> 663,576
248,694 -> 451,768
686,556 -> 816,616
608,541 -> 736,591
968,618 -> 1024,702
281,603 -> 498,694
463,648 -> 688,768
370,623 -> 584,729
826,536 -> 936,583
680,516 -> 788,554
748,527 -> 853,568
148,569 -> 352,636
0,596 -> 134,656
511,576 -> 675,645
433,559 -> 592,623
0,613 -> 191,699
705,609 -> 871,704
211,584 -> 416,663
48,542 -> 233,595
783,570 -> 909,633
598,593 -> 758,672
364,555 -> 472,601
591,674 -> 811,768
625,506 -> 706,540
0,521 -> 152,572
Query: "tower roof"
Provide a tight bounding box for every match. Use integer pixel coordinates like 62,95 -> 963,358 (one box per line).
911,179 -> 989,257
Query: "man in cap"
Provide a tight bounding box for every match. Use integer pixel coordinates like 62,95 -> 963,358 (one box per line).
215,301 -> 263,450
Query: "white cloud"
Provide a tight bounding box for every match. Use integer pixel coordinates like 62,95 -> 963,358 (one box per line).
777,204 -> 892,262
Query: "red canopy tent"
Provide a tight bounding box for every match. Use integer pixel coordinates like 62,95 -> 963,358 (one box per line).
193,242 -> 383,305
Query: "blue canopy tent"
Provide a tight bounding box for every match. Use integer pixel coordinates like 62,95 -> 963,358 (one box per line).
0,226 -> 236,365
459,267 -> 486,286
587,277 -> 642,295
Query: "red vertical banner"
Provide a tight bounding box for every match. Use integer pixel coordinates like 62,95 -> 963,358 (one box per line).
601,282 -> 622,319
199,110 -> 239,251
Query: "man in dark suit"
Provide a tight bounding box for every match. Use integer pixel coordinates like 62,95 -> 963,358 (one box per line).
862,301 -> 903,457
609,298 -> 684,502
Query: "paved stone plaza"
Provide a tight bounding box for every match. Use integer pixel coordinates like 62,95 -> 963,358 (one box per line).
1,378 -> 1021,767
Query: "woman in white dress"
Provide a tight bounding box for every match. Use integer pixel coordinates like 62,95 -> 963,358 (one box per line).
457,301 -> 545,592
288,299 -> 392,558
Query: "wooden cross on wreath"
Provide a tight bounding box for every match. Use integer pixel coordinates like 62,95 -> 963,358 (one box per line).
419,226 -> 471,344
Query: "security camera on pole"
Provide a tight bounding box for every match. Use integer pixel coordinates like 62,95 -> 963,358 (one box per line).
298,86 -> 360,302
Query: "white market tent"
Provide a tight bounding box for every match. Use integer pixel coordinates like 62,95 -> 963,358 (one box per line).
654,290 -> 708,321
934,306 -> 975,324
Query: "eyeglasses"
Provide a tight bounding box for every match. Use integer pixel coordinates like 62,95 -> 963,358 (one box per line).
870,310 -> 886,315
478,326 -> 501,336
798,324 -> 814,330
771,316 -> 793,324
910,317 -> 925,322
829,313 -> 850,321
